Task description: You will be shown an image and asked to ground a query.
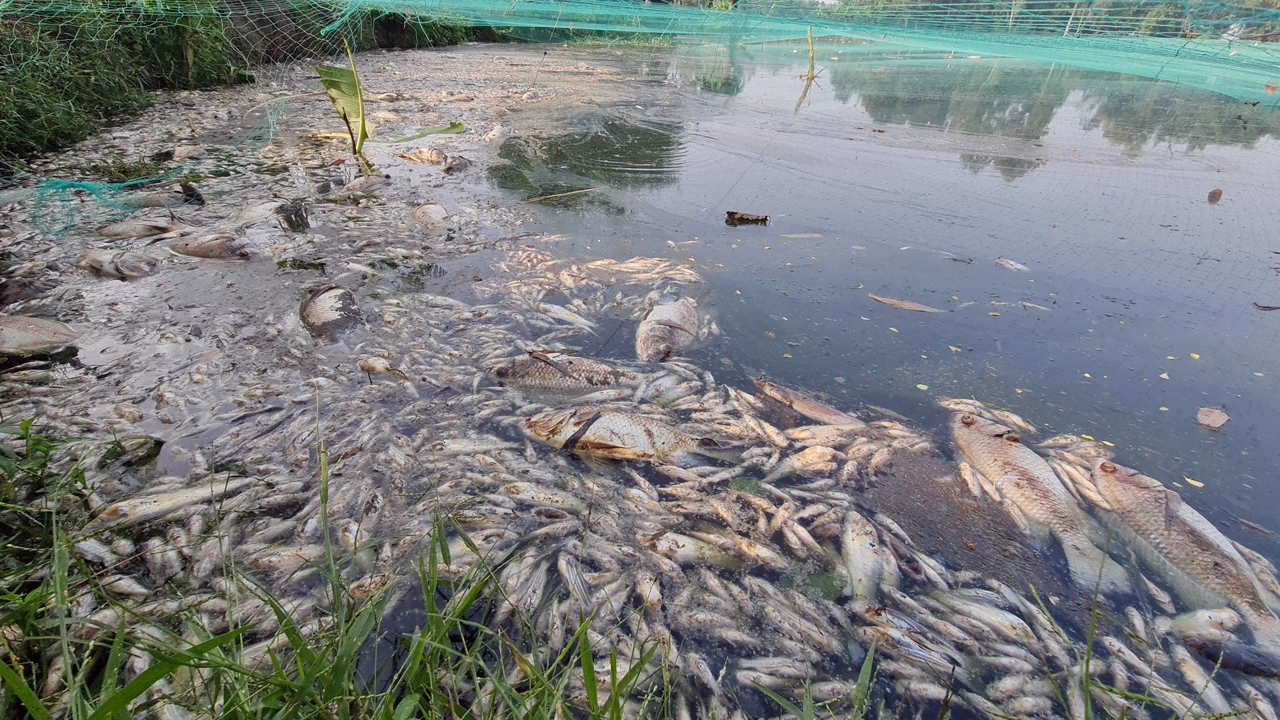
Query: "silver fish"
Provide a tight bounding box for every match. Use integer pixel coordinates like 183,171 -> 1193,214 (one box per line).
168,234 -> 252,259
78,250 -> 158,279
755,379 -> 861,426
948,410 -> 1131,596
524,407 -> 732,465
491,351 -> 640,393
0,314 -> 77,356
636,298 -> 697,363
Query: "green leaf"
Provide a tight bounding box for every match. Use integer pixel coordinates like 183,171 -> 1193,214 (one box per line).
383,123 -> 466,144
753,682 -> 805,718
315,40 -> 372,155
392,694 -> 420,720
0,658 -> 54,720
579,634 -> 598,712
852,640 -> 877,720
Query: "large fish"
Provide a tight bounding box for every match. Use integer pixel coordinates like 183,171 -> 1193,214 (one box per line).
491,351 -> 642,394
755,379 -> 862,426
523,407 -> 732,465
948,412 -> 1131,596
1086,458 -> 1280,647
0,314 -> 78,356
635,298 -> 697,363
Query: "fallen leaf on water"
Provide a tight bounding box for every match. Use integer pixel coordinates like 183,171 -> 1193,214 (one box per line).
1166,356 -> 1177,361
1208,188 -> 1223,204
868,294 -> 944,313
835,377 -> 846,384
1196,407 -> 1230,429
1080,434 -> 1095,441
1253,302 -> 1280,311
1190,353 -> 1201,359
916,384 -> 929,390
1185,477 -> 1205,488
1160,407 -> 1169,411
995,257 -> 1030,272
783,354 -> 792,359
1256,372 -> 1265,377
1101,440 -> 1115,447
949,346 -> 962,352
1159,372 -> 1170,379
765,331 -> 775,338
1015,388 -> 1023,394
990,312 -> 1001,316
1083,373 -> 1092,378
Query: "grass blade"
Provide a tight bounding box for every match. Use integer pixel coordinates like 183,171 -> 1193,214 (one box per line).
0,658 -> 54,720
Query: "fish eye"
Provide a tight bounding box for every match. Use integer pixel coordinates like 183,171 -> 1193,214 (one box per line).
960,414 -> 976,425
1100,461 -> 1116,473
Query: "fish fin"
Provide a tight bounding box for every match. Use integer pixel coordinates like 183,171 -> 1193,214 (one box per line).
1059,533 -> 1133,597
527,350 -> 576,379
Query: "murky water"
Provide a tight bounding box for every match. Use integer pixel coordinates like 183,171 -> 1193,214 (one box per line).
492,44 -> 1280,565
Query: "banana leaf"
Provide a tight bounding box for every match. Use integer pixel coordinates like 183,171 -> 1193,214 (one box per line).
315,41 -> 371,155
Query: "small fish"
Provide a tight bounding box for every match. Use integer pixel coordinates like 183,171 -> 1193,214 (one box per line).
299,286 -> 359,339
85,478 -> 257,531
168,234 -> 252,259
994,257 -> 1030,272
535,303 -> 596,329
523,407 -> 733,465
755,379 -> 861,425
948,410 -> 1131,596
79,250 -> 158,279
0,314 -> 77,356
97,219 -> 182,238
331,175 -> 390,198
636,298 -> 697,363
444,156 -> 472,174
868,294 -> 944,313
491,351 -> 641,393
1087,458 -> 1280,645
841,510 -> 883,601
129,182 -> 204,208
233,200 -> 284,226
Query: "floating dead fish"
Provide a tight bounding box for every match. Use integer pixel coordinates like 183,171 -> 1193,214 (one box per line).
97,218 -> 182,239
444,156 -> 472,174
1085,457 -> 1280,645
755,379 -> 861,426
334,174 -> 391,198
725,211 -> 768,227
78,250 -> 158,279
636,298 -> 697,363
994,257 -> 1030,272
168,234 -> 252,259
130,182 -> 205,209
411,203 -> 448,228
868,294 -> 944,313
233,201 -> 284,226
492,351 -> 642,394
948,410 -> 1131,596
536,303 -> 595,330
396,148 -> 447,165
523,407 -> 733,465
299,286 -> 359,338
0,314 -> 78,356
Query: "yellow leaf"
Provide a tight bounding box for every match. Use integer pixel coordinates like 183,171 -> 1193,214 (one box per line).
1083,373 -> 1091,378
990,312 -> 1001,316
1190,353 -> 1200,359
1015,388 -> 1023,394
1160,407 -> 1169,411
916,384 -> 929,390
868,294 -> 944,313
1080,434 -> 1095,441
890,328 -> 899,333
949,346 -> 962,352
783,354 -> 792,359
1101,441 -> 1115,447
1256,372 -> 1265,377
1184,477 -> 1204,488
1167,356 -> 1177,361
1159,372 -> 1170,379
834,377 -> 846,384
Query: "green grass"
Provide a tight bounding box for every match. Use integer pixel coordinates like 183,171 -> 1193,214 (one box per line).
0,415 -> 669,720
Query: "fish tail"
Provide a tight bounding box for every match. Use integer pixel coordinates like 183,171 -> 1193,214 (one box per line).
1060,533 -> 1133,597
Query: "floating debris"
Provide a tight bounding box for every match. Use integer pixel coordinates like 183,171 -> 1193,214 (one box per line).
994,257 -> 1030,271
725,211 -> 769,226
1197,407 -> 1230,429
868,293 -> 944,313
78,250 -> 159,279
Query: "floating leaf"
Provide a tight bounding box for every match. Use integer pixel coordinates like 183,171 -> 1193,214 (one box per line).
385,122 -> 466,143
1196,407 -> 1229,429
1208,188 -> 1223,204
868,294 -> 944,313
1080,434 -> 1095,440
316,41 -> 372,155
1159,372 -> 1170,379
990,312 -> 1001,316
1190,353 -> 1201,359
889,327 -> 899,333
1185,476 -> 1205,488
949,346 -> 962,352
916,384 -> 929,390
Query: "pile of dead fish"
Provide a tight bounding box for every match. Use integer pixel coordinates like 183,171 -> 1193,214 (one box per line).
12,233 -> 1274,720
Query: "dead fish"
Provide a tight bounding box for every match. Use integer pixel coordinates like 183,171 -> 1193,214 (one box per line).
78,250 -> 158,279
97,219 -> 181,238
868,294 -> 944,313
948,411 -> 1131,596
168,234 -> 252,259
300,286 -> 359,339
230,201 -> 283,227
994,257 -> 1030,272
129,182 -> 204,208
841,510 -> 884,601
1087,458 -> 1280,645
333,174 -> 391,198
636,298 -> 697,363
0,315 -> 78,356
84,478 -> 257,531
755,379 -> 861,426
536,303 -> 596,330
411,203 -> 448,228
492,351 -> 642,393
725,211 -> 768,226
523,407 -> 733,465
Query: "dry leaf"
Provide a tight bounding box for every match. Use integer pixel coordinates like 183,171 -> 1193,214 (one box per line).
1208,188 -> 1223,204
916,384 -> 929,390
868,294 -> 944,313
1196,407 -> 1229,429
1267,82 -> 1278,95
1159,372 -> 1170,379
1184,477 -> 1205,488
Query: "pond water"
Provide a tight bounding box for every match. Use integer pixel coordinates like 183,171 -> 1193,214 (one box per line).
491,43 -> 1280,564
